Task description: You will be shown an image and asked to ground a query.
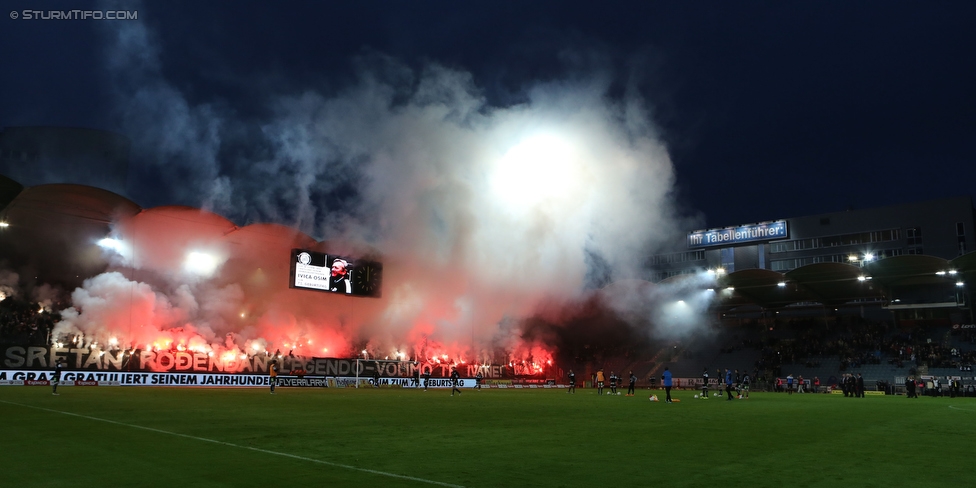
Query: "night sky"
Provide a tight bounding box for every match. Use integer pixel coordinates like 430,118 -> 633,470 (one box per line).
3,1 -> 974,231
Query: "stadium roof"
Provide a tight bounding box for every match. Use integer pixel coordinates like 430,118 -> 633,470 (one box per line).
710,254 -> 976,311
0,178 -> 378,289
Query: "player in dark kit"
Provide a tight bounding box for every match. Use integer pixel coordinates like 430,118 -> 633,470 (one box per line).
475,371 -> 483,390
52,358 -> 63,395
627,371 -> 637,396
567,370 -> 576,393
423,368 -> 431,391
725,369 -> 735,400
701,368 -> 709,399
450,368 -> 462,396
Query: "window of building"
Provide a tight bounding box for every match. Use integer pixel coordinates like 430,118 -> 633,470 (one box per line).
770,241 -> 794,253
648,250 -> 705,266
879,248 -> 902,258
721,248 -> 734,273
906,227 -> 922,243
770,229 -> 898,254
771,259 -> 794,272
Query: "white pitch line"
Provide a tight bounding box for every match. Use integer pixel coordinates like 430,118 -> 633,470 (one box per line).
1,400 -> 464,488
948,405 -> 975,412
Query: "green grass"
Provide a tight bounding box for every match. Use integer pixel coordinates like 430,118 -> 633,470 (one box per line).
2,387 -> 974,487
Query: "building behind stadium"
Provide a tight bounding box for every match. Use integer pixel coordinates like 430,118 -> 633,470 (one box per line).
647,196 -> 976,326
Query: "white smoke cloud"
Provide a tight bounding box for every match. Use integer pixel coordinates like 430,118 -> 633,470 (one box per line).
63,5 -> 702,362
0,269 -> 18,301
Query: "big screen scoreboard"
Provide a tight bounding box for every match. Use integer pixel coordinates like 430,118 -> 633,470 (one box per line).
289,249 -> 382,297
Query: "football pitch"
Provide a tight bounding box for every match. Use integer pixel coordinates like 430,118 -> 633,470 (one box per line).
2,387 -> 973,487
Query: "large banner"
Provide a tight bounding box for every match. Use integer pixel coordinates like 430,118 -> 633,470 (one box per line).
1,344 -> 527,379
0,369 -> 480,388
687,220 -> 788,249
3,344 -> 278,374
306,357 -> 514,380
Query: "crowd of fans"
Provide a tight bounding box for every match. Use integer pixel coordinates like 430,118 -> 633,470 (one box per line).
722,316 -> 976,388
0,296 -> 61,345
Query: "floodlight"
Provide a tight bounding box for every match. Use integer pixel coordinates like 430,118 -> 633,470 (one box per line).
490,134 -> 581,208
98,238 -> 121,250
185,251 -> 218,276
